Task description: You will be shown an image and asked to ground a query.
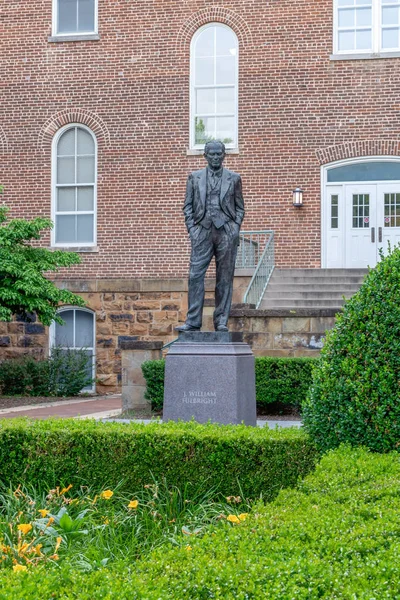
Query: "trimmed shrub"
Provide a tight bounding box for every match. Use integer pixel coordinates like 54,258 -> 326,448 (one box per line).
255,356 -> 317,408
0,348 -> 93,397
0,419 -> 318,502
1,446 -> 400,598
142,356 -> 318,411
303,246 -> 400,453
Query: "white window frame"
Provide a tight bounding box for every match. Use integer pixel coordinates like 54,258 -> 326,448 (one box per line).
49,306 -> 96,393
190,23 -> 239,151
51,124 -> 97,248
333,0 -> 400,56
52,0 -> 98,37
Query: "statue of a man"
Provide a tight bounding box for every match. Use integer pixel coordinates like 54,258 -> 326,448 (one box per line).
176,140 -> 245,332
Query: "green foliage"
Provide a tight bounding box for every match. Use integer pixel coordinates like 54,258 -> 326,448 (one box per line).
1,446 -> 400,597
142,359 -> 165,410
0,419 -> 318,502
255,356 -> 317,407
0,349 -> 93,397
142,357 -> 318,410
303,246 -> 400,453
0,479 -> 250,573
0,204 -> 85,325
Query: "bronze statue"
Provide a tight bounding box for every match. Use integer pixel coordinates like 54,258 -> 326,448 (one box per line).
176,141 -> 245,332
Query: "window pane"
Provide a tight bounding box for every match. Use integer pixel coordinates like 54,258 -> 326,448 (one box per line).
194,117 -> 215,145
77,214 -> 94,242
75,311 -> 94,347
78,0 -> 95,32
56,215 -> 76,242
55,310 -> 74,347
382,6 -> 399,25
196,88 -> 215,114
195,27 -> 214,57
382,27 -> 399,48
77,187 -> 94,211
356,7 -> 371,25
216,116 -> 235,144
356,29 -> 372,49
339,8 -> 355,26
195,57 -> 214,85
58,0 -> 78,33
57,188 -> 76,212
57,157 -> 75,184
216,56 -> 235,85
216,87 -> 235,114
77,157 -> 95,183
58,129 -> 75,156
216,27 -> 237,56
339,30 -> 355,50
77,128 -> 95,154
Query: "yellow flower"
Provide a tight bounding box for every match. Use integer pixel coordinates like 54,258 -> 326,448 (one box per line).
46,517 -> 55,527
128,500 -> 139,509
185,545 -> 192,551
100,490 -> 114,500
103,517 -> 109,525
60,484 -> 73,495
34,544 -> 43,557
54,537 -> 63,553
238,513 -> 249,522
17,524 -> 32,535
226,515 -> 241,524
49,553 -> 59,561
38,509 -> 49,518
13,564 -> 28,572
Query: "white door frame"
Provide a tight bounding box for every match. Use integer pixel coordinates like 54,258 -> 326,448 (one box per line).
321,156 -> 400,268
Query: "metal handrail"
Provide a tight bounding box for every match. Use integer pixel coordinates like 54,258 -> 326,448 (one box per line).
236,230 -> 273,269
243,231 -> 275,308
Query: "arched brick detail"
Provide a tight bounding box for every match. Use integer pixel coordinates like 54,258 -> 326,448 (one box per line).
176,7 -> 253,52
316,140 -> 400,165
0,126 -> 8,153
38,109 -> 111,150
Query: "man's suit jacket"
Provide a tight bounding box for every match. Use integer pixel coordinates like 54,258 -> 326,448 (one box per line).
183,167 -> 245,233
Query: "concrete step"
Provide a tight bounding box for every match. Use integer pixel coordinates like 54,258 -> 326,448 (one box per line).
273,268 -> 368,277
263,291 -> 356,300
260,298 -> 346,308
266,283 -> 362,292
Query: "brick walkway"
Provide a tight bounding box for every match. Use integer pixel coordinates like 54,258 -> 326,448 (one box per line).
0,395 -> 122,420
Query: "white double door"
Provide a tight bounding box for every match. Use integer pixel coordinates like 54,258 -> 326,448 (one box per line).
326,183 -> 400,268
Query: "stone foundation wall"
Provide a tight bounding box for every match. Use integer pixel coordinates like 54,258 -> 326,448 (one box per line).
0,277 -> 339,394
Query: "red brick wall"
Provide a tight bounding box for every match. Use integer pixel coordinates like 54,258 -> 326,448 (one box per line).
1,0 -> 400,276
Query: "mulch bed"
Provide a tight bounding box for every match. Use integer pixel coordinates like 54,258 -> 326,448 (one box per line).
0,395 -> 98,410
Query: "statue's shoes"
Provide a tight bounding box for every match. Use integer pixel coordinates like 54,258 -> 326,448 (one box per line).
215,325 -> 229,332
174,323 -> 200,332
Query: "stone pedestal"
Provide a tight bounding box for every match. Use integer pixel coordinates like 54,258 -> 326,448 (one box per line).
163,332 -> 256,426
120,340 -> 163,416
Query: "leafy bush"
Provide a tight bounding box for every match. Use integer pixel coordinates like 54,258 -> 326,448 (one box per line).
142,359 -> 164,410
303,247 -> 400,453
142,357 -> 318,411
0,348 -> 93,397
255,357 -> 317,407
0,419 -> 318,502
1,446 -> 400,598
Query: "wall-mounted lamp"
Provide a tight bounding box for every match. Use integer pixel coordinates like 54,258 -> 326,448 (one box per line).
293,187 -> 304,208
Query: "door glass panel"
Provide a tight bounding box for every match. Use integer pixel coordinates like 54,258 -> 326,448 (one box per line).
328,162 -> 400,182
384,192 -> 400,227
352,194 -> 370,228
331,195 -> 339,229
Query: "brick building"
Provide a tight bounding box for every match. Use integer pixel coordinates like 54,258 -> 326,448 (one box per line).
1,0 -> 400,390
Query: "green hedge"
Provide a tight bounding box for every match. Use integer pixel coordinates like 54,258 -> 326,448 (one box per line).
142,357 -> 318,410
2,446 -> 400,598
0,419 -> 317,502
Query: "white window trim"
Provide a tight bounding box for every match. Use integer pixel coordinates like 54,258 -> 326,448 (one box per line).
333,0 -> 400,57
52,0 -> 98,37
49,306 -> 96,393
321,155 -> 400,267
190,23 -> 239,151
51,123 -> 97,248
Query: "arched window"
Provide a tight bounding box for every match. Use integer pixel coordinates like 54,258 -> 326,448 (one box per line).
52,125 -> 97,247
190,24 -> 238,150
50,307 -> 96,392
